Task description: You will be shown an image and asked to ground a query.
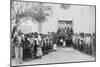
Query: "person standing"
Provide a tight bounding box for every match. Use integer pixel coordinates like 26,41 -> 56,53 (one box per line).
42,40 -> 46,54
23,35 -> 30,61
53,43 -> 57,51
12,31 -> 18,61
36,35 -> 43,58
72,34 -> 76,49
34,39 -> 38,58
91,33 -> 96,57
60,38 -> 63,46
14,31 -> 23,64
53,38 -> 57,51
21,34 -> 25,60
28,36 -> 34,59
50,39 -> 53,49
31,35 -> 35,59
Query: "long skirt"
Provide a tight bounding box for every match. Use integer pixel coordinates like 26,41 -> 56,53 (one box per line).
66,40 -> 68,47
53,44 -> 57,50
15,46 -> 23,63
30,47 -> 34,59
63,41 -> 66,47
36,47 -> 43,57
42,46 -> 45,54
24,47 -> 31,60
11,46 -> 15,57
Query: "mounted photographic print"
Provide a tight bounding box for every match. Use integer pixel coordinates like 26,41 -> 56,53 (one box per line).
10,0 -> 96,66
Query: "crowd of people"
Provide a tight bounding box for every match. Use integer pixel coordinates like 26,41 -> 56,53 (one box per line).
56,27 -> 96,57
72,33 -> 96,56
11,27 -> 96,64
11,30 -> 57,64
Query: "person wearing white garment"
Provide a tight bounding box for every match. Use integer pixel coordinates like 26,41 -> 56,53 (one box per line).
14,31 -> 23,64
12,31 -> 18,63
85,35 -> 91,54
36,35 -> 43,58
53,43 -> 57,50
63,41 -> 66,47
53,38 -> 57,51
60,38 -> 63,46
72,34 -> 76,49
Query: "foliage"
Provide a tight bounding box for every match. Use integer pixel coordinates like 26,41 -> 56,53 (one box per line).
11,1 -> 52,25
11,1 -> 53,36
60,4 -> 70,10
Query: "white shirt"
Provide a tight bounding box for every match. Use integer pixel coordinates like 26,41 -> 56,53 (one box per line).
38,35 -> 42,41
60,39 -> 63,42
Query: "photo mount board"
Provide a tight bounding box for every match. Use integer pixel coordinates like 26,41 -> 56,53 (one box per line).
10,0 -> 96,66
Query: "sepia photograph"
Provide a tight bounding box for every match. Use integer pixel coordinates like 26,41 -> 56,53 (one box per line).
10,0 -> 96,66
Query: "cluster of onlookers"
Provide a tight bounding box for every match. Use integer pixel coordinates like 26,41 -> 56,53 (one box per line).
56,28 -> 96,57
11,27 -> 96,64
11,31 -> 57,64
56,32 -> 96,57
72,33 -> 96,57
57,27 -> 96,57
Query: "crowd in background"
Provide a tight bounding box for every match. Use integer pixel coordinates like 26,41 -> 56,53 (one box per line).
72,33 -> 96,56
11,27 -> 96,64
57,27 -> 96,57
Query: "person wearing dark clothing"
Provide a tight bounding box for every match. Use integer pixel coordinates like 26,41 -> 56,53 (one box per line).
42,41 -> 46,54
80,40 -> 84,52
45,39 -> 49,54
57,28 -> 61,33
70,28 -> 73,35
11,26 -> 17,39
34,40 -> 38,58
21,36 -> 25,60
23,37 -> 30,61
65,36 -> 68,47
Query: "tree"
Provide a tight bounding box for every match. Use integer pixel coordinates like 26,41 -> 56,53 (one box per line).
11,1 -> 25,38
30,3 -> 53,33
60,4 -> 70,10
11,1 -> 24,27
11,1 -> 53,37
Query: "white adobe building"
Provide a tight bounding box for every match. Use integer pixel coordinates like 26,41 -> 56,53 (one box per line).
17,4 -> 95,34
